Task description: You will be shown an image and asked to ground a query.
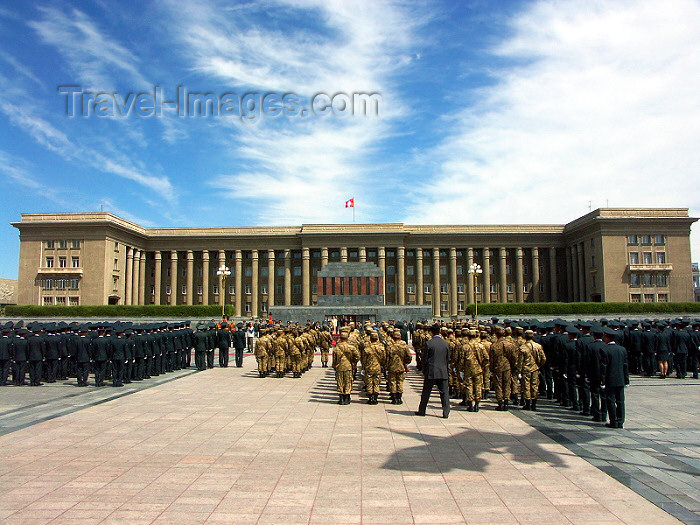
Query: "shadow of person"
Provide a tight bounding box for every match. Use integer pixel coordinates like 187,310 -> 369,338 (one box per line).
380,427 -> 569,474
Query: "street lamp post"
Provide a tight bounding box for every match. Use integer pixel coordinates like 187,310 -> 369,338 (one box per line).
217,265 -> 231,318
468,263 -> 483,323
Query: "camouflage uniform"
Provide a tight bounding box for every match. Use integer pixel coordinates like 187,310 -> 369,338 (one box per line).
333,335 -> 360,404
490,328 -> 518,410
518,332 -> 546,410
272,330 -> 288,377
362,332 -> 384,404
254,330 -> 270,377
386,330 -> 412,404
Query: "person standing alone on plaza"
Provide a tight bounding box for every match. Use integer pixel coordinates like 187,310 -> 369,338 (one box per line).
415,323 -> 450,419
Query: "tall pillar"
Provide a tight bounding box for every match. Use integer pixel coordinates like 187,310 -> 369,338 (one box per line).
170,251 -> 177,305
138,252 -> 146,305
268,249 -> 275,308
186,250 -> 194,306
284,249 -> 292,306
416,249 -> 424,305
567,246 -> 575,302
125,247 -> 133,305
549,247 -> 558,302
432,247 -> 440,317
219,250 -> 226,312
378,247 -> 386,302
302,247 -> 310,306
340,247 -> 348,262
202,250 -> 209,305
483,247 -> 491,304
449,247 -> 458,316
321,247 -> 329,268
235,250 -> 243,316
499,247 -> 507,303
515,247 -> 524,303
154,251 -> 162,305
132,249 -> 140,305
251,250 -> 259,317
396,246 -> 405,306
466,247 -> 475,305
577,244 -> 586,302
359,247 -> 366,263
531,247 -> 540,303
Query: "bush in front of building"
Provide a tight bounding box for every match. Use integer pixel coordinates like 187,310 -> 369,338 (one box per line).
463,302 -> 700,316
3,304 -> 228,318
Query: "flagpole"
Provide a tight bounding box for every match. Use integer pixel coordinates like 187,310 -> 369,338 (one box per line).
353,204 -> 355,223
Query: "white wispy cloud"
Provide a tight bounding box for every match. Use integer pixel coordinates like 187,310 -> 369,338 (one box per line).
404,0 -> 700,258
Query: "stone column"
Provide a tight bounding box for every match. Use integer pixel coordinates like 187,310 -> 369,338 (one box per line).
170,251 -> 177,305
302,247 -> 310,306
268,249 -> 275,308
416,249 -> 424,305
549,247 -> 558,302
531,247 -> 540,303
202,250 -> 209,306
449,247 -> 458,316
577,243 -> 586,302
284,249 -> 292,306
186,250 -> 194,306
396,246 -> 405,306
432,247 -> 440,317
378,247 -> 386,302
154,251 -> 162,305
482,247 -> 491,304
219,250 -> 226,311
131,249 -> 140,305
466,247 -> 475,305
321,247 -> 329,268
359,247 -> 366,263
125,247 -> 133,305
340,247 -> 348,262
567,246 -> 575,302
235,250 -> 243,316
251,250 -> 259,317
515,247 -> 524,303
138,252 -> 146,305
499,247 -> 507,303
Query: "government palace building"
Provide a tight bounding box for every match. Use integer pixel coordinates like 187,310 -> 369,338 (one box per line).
12,208 -> 697,316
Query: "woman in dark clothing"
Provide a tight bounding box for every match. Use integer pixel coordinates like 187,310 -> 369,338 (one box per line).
655,324 -> 672,378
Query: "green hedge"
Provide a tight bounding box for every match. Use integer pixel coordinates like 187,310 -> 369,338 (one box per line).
462,302 -> 700,316
4,302 -> 700,318
3,304 -> 231,318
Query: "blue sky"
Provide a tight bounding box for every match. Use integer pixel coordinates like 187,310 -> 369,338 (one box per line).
1,0 -> 699,280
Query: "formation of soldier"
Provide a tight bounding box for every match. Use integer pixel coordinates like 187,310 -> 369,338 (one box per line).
252,323 -> 332,378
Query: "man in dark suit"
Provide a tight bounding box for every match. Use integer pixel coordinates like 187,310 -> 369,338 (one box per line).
233,323 -> 246,368
601,328 -> 630,429
415,323 -> 450,419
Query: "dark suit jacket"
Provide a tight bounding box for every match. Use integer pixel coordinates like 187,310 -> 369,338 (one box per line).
423,336 -> 449,379
601,343 -> 629,387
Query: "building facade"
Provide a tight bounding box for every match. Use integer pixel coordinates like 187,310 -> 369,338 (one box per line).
12,208 -> 697,316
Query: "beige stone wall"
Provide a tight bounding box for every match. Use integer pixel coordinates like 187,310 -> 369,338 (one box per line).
0,278 -> 17,305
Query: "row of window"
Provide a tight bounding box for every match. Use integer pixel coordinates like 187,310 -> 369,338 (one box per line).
44,240 -> 81,249
630,273 -> 668,287
42,296 -> 80,305
627,235 -> 666,245
40,278 -> 80,290
630,293 -> 668,303
45,256 -> 81,268
629,252 -> 666,265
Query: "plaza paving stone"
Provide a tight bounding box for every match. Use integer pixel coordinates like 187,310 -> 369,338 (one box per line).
0,357 -> 690,525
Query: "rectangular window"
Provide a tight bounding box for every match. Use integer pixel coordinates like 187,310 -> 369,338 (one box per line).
261,301 -> 268,312
166,285 -> 171,295
245,284 -> 252,294
349,250 -> 358,258
113,241 -> 119,252
55,296 -> 66,305
591,255 -> 595,267
439,265 -> 447,276
387,265 -> 395,276
261,267 -> 268,277
387,283 -> 395,293
440,284 -> 449,293
277,267 -> 284,276
523,265 -> 529,275
423,266 -> 430,275
70,278 -> 79,290
506,283 -> 514,293
489,264 -> 495,275
440,301 -> 448,312
245,302 -> 251,313
642,235 -> 652,245
43,296 -> 54,305
629,252 -> 639,265
331,250 -> 340,258
114,258 -> 119,270
245,267 -> 252,277
628,235 -> 638,244
592,275 -> 597,288
506,264 -> 512,275
45,256 -> 54,268
406,284 -> 415,294
59,256 -> 67,268
293,284 -> 302,294
630,293 -> 641,303
654,235 -> 665,245
657,274 -> 667,286
407,265 -> 414,276
490,283 -> 497,293
643,252 -> 652,264
45,240 -> 55,249
424,284 -> 432,294
166,268 -> 171,277
197,267 -> 203,277
523,284 -> 529,293
642,274 -> 653,286
182,267 -> 187,277
57,240 -> 67,249
72,240 -> 81,249
213,284 -> 219,295
69,297 -> 79,306
457,265 -> 463,275
312,250 -> 320,258
457,283 -> 465,293
261,285 -> 268,295
657,293 -> 668,302
367,250 -> 376,258
72,257 -> 80,268
292,266 -> 300,277
197,285 -> 203,295
387,250 -> 395,258
644,293 -> 655,302
113,277 -> 119,291
276,284 -> 283,295
150,285 -> 155,295
312,283 -> 318,294
457,301 -> 464,312
630,273 -> 640,286
539,282 -> 545,293
656,252 -> 666,264
56,279 -> 66,290
181,285 -> 187,295
293,251 -> 301,259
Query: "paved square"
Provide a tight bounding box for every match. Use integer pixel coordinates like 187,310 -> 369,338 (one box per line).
0,358 -> 687,524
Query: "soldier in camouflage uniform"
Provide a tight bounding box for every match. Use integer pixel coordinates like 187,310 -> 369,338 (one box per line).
272,329 -> 288,378
480,329 -> 492,397
490,326 -> 517,411
333,331 -> 360,405
254,328 -> 270,377
459,329 -> 486,412
386,329 -> 412,404
518,330 -> 546,410
362,331 -> 384,404
319,327 -> 332,367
